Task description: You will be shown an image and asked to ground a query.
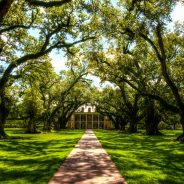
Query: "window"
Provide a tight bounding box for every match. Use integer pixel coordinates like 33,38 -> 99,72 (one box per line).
75,115 -> 80,121
81,115 -> 86,121
81,107 -> 84,112
88,108 -> 91,112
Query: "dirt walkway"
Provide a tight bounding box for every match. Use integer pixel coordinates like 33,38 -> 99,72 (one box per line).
48,130 -> 127,184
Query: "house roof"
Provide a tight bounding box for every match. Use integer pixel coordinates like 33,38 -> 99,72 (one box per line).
76,104 -> 96,113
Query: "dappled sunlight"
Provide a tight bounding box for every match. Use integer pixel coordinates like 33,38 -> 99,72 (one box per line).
95,130 -> 184,184
0,129 -> 84,184
49,130 -> 126,184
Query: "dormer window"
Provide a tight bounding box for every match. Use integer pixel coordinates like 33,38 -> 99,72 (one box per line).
88,108 -> 91,112
81,107 -> 84,112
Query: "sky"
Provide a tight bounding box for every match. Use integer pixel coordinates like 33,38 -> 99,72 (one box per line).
49,51 -> 67,73
50,2 -> 184,86
171,2 -> 184,22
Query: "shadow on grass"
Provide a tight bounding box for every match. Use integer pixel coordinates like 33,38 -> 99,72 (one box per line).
95,130 -> 184,184
0,129 -> 84,184
0,157 -> 62,184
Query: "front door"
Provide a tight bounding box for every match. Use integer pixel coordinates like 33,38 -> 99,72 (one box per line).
87,122 -> 92,129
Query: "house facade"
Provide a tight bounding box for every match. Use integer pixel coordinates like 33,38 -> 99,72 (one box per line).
67,104 -> 113,129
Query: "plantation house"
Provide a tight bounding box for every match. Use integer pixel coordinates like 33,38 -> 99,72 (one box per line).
67,104 -> 113,129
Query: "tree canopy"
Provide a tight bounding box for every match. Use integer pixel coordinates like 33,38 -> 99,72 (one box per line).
0,0 -> 184,141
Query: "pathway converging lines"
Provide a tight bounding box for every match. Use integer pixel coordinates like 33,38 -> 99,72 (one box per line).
48,130 -> 127,184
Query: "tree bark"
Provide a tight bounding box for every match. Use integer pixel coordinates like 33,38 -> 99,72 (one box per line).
156,25 -> 184,139
114,118 -> 120,130
115,117 -> 127,130
139,24 -> 184,139
0,91 -> 9,138
25,0 -> 71,7
0,117 -> 6,137
26,118 -> 37,133
0,0 -> 14,22
43,121 -> 51,132
145,98 -> 161,135
120,119 -> 127,131
127,108 -> 139,133
145,118 -> 161,135
59,116 -> 67,129
43,115 -> 52,132
54,121 -> 60,130
128,120 -> 137,133
53,116 -> 65,130
176,114 -> 184,141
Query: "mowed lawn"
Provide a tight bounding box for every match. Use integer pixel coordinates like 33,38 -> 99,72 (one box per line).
95,130 -> 184,184
0,128 -> 84,184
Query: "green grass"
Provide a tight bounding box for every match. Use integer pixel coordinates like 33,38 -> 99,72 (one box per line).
94,130 -> 184,184
0,128 -> 84,184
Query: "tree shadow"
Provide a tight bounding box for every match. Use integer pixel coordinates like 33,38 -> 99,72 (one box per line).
0,129 -> 84,184
95,130 -> 184,184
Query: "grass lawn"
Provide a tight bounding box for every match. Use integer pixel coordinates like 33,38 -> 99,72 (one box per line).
0,128 -> 84,184
95,130 -> 184,184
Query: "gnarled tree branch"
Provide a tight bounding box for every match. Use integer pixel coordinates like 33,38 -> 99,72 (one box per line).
25,0 -> 71,7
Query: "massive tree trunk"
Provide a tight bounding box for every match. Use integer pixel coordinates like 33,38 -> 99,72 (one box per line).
145,98 -> 161,135
145,116 -> 160,135
53,121 -> 60,130
114,117 -> 120,130
54,116 -> 67,130
127,114 -> 138,133
128,121 -> 137,133
155,24 -> 184,139
114,117 -> 127,130
26,117 -> 37,133
0,91 -> 9,138
127,108 -> 139,133
176,113 -> 184,141
0,0 -> 14,22
137,23 -> 184,140
59,116 -> 67,129
0,104 -> 6,137
43,120 -> 51,132
120,119 -> 127,131
60,121 -> 67,129
0,117 -> 6,138
43,113 -> 52,132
